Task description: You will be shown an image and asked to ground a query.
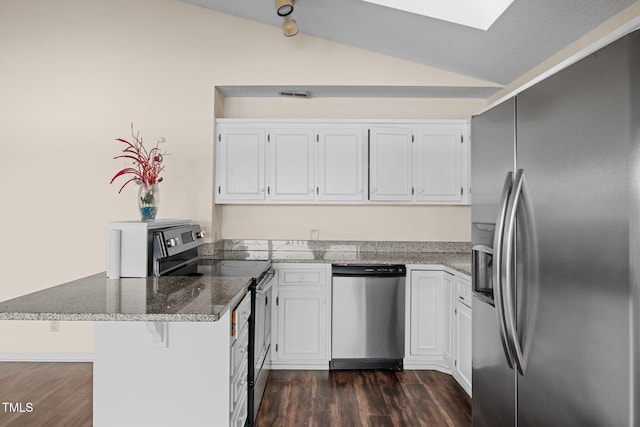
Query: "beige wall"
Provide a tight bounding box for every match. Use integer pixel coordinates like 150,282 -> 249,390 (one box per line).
0,0 -> 492,352
221,205 -> 470,242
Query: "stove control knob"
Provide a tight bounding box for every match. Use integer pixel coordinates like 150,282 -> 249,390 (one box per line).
166,238 -> 178,248
195,231 -> 205,239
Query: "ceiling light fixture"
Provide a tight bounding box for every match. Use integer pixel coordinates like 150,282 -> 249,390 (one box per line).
282,17 -> 298,37
276,0 -> 294,17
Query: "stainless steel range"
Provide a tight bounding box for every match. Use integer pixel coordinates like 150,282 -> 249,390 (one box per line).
107,220 -> 274,425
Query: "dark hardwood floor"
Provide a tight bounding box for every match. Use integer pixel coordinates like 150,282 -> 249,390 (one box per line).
0,362 -> 92,427
255,370 -> 472,427
0,363 -> 470,427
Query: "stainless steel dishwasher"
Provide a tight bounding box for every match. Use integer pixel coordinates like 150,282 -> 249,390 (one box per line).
330,264 -> 406,370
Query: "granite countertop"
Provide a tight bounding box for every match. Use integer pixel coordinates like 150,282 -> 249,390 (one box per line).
0,272 -> 251,322
210,251 -> 472,275
0,240 -> 471,322
202,239 -> 472,275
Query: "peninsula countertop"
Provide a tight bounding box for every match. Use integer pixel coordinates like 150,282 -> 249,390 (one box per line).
0,241 -> 471,322
0,270 -> 252,322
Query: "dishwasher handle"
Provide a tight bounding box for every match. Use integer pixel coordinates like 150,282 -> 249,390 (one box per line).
332,264 -> 406,277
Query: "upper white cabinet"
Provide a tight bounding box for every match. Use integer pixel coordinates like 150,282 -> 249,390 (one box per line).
369,128 -> 414,201
415,126 -> 466,203
268,128 -> 315,201
215,120 -> 469,205
317,127 -> 366,201
216,126 -> 266,201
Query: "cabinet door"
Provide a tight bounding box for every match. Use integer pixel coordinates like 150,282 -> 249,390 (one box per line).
453,300 -> 472,395
276,288 -> 327,360
268,128 -> 315,201
410,270 -> 444,356
369,128 -> 413,201
442,272 -> 454,363
414,125 -> 465,203
317,128 -> 365,201
216,126 -> 266,201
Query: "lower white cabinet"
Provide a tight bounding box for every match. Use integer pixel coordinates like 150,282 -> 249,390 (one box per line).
405,269 -> 452,371
453,275 -> 472,395
409,270 -> 446,357
230,292 -> 251,425
271,263 -> 331,369
405,266 -> 472,396
94,313 -> 240,427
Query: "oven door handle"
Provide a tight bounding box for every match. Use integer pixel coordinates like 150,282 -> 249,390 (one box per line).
256,269 -> 275,294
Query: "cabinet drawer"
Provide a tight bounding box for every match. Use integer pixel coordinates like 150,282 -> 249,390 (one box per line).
278,268 -> 326,286
231,323 -> 249,378
456,276 -> 472,308
230,388 -> 248,427
230,358 -> 248,413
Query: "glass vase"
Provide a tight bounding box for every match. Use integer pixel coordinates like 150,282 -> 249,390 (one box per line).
138,183 -> 159,221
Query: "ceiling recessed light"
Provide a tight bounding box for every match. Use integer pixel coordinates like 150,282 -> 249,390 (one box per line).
359,0 -> 514,31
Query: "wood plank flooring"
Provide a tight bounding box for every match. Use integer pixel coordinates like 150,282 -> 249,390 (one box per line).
0,362 -> 92,427
0,363 -> 470,427
255,370 -> 471,427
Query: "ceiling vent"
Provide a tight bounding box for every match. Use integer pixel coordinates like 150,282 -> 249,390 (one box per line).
278,91 -> 311,98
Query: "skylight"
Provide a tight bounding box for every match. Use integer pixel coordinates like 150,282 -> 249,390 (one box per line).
360,0 -> 514,30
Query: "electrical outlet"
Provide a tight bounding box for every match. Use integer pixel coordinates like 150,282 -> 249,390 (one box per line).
49,321 -> 60,332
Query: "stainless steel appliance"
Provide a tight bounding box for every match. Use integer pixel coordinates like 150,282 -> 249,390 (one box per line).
330,264 -> 405,370
248,264 -> 274,426
471,30 -> 639,426
106,219 -> 196,277
147,224 -> 275,426
194,259 -> 274,427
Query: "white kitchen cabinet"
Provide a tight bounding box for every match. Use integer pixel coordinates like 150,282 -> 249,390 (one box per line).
94,312 -> 240,427
409,270 -> 445,357
369,127 -> 414,201
271,264 -> 331,369
453,275 -> 472,396
268,128 -> 315,201
214,119 -> 469,205
414,126 -> 467,203
230,292 -> 251,425
317,127 -> 366,201
216,125 -> 266,202
442,271 -> 454,364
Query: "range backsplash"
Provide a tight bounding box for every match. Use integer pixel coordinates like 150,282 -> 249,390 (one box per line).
199,240 -> 470,257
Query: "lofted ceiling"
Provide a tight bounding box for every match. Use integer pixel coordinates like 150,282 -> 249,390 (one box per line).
180,0 -> 636,87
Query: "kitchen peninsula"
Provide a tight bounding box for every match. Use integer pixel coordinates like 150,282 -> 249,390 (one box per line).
0,240 -> 471,427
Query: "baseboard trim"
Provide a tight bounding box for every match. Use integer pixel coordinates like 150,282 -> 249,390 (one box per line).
0,352 -> 94,362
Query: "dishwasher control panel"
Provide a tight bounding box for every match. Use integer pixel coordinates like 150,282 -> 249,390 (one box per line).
332,264 -> 406,276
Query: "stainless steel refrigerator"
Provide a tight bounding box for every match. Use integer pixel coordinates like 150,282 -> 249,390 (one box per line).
471,30 -> 639,427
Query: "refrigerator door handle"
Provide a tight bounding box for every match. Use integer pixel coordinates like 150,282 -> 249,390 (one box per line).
492,171 -> 516,369
503,168 -> 529,375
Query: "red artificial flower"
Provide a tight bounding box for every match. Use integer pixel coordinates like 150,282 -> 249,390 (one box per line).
110,124 -> 168,193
